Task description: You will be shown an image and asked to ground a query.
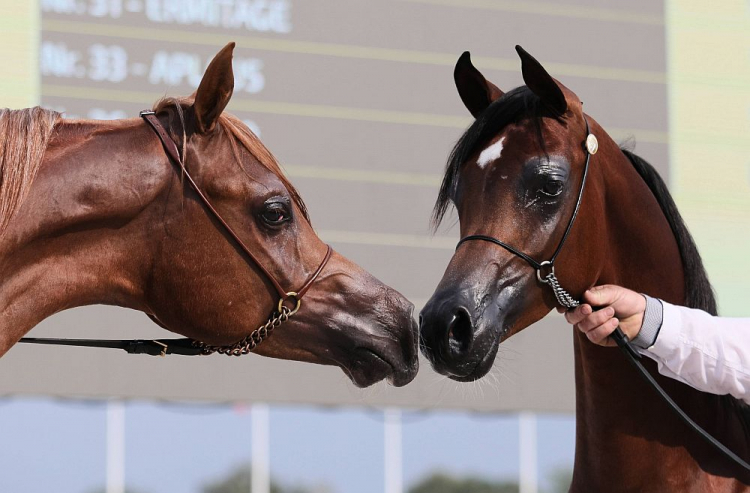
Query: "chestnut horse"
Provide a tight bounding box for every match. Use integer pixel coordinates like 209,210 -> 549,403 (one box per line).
0,43 -> 418,388
420,46 -> 750,491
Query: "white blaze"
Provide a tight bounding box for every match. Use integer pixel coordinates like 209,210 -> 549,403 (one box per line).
477,137 -> 506,169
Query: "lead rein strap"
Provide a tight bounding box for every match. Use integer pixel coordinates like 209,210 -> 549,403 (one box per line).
18,337 -> 203,356
610,328 -> 750,474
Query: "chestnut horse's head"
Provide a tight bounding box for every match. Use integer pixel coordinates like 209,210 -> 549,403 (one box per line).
145,44 -> 419,386
420,46 -> 605,381
3,43 -> 417,387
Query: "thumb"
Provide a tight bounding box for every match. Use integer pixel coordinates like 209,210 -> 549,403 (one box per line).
583,285 -> 622,308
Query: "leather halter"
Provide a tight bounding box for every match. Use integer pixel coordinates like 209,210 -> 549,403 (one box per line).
19,110 -> 332,356
139,111 -> 332,307
455,114 -> 750,475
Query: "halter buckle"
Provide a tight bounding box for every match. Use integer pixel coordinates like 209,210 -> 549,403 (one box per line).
152,340 -> 168,357
585,134 -> 598,155
536,261 -> 555,284
278,292 -> 301,316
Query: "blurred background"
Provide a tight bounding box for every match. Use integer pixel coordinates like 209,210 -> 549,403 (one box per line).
1,1 -> 748,492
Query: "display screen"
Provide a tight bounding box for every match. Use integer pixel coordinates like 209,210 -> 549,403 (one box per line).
1,0 -> 672,410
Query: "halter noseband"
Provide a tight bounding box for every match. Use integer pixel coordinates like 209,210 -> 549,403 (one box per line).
455,116 -> 597,308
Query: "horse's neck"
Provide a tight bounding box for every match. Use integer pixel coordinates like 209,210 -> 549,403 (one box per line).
570,140 -> 750,491
0,119 -> 168,355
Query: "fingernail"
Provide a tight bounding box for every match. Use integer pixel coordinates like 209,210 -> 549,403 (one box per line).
582,305 -> 591,315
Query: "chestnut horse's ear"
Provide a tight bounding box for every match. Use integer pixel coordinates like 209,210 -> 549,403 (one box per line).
193,42 -> 236,133
515,45 -> 567,116
454,51 -> 504,118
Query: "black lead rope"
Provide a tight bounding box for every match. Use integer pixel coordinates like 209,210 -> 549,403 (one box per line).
610,328 -> 750,474
18,337 -> 203,356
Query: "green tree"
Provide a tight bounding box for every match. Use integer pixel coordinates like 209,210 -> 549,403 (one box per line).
408,471 -> 519,493
201,465 -> 283,493
201,464 -> 329,493
85,489 -> 149,493
545,467 -> 573,493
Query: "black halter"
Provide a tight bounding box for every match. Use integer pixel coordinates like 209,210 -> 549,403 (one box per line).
456,117 -> 595,309
456,115 -> 750,476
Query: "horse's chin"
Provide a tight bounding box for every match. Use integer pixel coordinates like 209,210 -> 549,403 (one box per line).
324,314 -> 419,388
419,317 -> 507,382
341,346 -> 419,388
433,329 -> 503,382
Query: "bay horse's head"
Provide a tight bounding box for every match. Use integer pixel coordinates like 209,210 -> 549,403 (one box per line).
3,43 -> 418,387
420,47 -> 605,381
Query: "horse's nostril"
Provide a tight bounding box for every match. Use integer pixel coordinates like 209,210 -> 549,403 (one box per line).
447,308 -> 473,356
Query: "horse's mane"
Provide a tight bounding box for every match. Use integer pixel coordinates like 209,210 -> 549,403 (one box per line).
620,150 -> 716,314
620,150 -> 750,426
0,107 -> 61,236
152,97 -> 309,222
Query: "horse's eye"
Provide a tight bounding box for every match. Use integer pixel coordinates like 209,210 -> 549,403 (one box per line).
261,204 -> 290,226
541,179 -> 564,197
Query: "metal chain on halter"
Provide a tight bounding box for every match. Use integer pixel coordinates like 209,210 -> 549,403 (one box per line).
534,262 -> 581,309
540,272 -> 580,309
192,305 -> 293,356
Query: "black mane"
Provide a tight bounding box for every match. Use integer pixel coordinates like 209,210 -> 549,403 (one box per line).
433,86 -> 550,227
620,150 -> 717,314
622,149 -> 750,426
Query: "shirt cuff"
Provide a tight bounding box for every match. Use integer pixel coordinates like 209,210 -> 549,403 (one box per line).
631,294 -> 663,349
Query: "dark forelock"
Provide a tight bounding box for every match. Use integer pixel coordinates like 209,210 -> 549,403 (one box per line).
432,86 -> 550,228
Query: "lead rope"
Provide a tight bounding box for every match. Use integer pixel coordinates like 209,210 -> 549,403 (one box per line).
193,306 -> 292,356
544,273 -> 750,476
191,287 -> 311,356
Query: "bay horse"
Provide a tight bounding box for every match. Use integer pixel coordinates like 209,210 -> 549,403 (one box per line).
0,43 -> 418,388
419,46 -> 750,491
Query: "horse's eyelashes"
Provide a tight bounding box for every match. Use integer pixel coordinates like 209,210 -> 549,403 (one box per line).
541,179 -> 565,197
259,201 -> 293,227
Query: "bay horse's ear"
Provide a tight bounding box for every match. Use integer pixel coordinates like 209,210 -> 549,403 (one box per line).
454,51 -> 504,118
515,45 -> 567,116
193,42 -> 236,133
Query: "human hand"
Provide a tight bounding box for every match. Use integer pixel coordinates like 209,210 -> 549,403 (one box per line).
556,285 -> 646,347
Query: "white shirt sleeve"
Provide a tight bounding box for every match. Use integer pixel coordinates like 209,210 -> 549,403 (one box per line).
639,301 -> 750,405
